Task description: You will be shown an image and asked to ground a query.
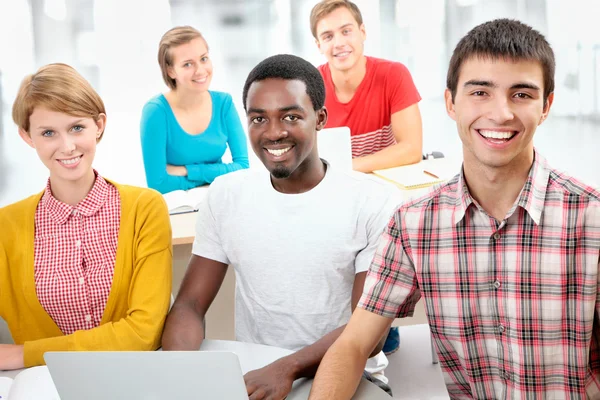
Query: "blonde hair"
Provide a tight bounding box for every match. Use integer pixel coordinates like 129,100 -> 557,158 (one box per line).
310,0 -> 363,39
12,63 -> 107,141
158,26 -> 207,90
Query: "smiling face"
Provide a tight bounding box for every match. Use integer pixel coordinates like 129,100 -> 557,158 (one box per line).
445,56 -> 553,172
168,38 -> 213,92
20,107 -> 105,189
315,6 -> 366,73
246,78 -> 327,181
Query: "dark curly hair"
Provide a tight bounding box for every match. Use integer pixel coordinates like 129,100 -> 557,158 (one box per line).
242,54 -> 325,111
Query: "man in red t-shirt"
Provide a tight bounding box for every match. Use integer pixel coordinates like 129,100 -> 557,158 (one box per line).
310,0 -> 423,173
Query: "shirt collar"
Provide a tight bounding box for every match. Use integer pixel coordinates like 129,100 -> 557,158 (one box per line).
452,166 -> 474,225
512,150 -> 550,225
452,150 -> 550,225
41,170 -> 111,225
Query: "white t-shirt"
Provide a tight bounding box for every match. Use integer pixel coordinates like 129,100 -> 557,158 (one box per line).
192,163 -> 401,376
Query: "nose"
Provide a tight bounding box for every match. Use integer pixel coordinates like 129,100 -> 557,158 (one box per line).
264,120 -> 288,142
487,96 -> 515,124
194,64 -> 206,76
59,133 -> 76,154
333,33 -> 345,48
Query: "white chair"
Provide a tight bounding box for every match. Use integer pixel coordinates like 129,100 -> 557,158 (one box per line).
317,126 -> 352,170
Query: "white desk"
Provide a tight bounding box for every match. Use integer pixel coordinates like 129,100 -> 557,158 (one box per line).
170,211 -> 197,246
200,339 -> 391,399
0,328 -> 446,399
0,340 -> 388,399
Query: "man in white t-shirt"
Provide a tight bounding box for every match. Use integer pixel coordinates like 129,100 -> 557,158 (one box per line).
161,54 -> 400,399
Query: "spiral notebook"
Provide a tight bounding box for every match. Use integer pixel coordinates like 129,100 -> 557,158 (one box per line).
373,162 -> 446,190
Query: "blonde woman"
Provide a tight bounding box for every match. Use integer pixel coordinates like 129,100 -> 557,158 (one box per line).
141,26 -> 249,194
0,63 -> 172,370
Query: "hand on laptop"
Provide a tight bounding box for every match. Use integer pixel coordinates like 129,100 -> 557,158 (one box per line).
0,344 -> 24,370
244,358 -> 295,400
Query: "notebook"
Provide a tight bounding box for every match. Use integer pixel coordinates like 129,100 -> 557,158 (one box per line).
162,185 -> 209,215
0,366 -> 60,400
373,161 -> 447,190
44,350 -> 247,400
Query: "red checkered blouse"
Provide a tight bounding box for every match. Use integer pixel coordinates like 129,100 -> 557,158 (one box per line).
34,173 -> 120,335
359,152 -> 600,399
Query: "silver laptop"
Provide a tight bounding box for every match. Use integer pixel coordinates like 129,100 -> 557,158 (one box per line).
44,351 -> 247,400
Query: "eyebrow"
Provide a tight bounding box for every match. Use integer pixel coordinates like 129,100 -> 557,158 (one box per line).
181,53 -> 208,63
463,80 -> 541,91
319,23 -> 353,38
511,82 -> 541,91
35,119 -> 87,130
463,80 -> 495,88
247,105 -> 306,114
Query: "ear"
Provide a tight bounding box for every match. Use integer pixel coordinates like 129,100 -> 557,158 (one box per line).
315,107 -> 328,131
359,23 -> 366,41
539,92 -> 554,126
95,113 -> 107,141
444,88 -> 457,121
167,65 -> 176,80
19,128 -> 35,148
315,38 -> 323,54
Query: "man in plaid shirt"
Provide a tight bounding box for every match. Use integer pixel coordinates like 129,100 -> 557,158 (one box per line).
309,18 -> 600,400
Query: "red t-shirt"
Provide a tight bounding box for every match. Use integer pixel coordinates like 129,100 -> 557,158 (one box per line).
318,56 -> 421,158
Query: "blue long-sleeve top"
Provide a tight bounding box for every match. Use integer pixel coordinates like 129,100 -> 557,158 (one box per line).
140,91 -> 249,194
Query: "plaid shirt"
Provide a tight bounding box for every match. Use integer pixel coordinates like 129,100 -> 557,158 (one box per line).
34,172 -> 120,335
359,152 -> 600,399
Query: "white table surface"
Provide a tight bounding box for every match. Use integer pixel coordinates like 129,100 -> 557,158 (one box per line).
199,339 -> 391,399
0,325 -> 450,398
0,340 -> 389,399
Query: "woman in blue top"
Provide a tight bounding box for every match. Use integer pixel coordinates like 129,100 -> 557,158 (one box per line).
141,26 -> 249,194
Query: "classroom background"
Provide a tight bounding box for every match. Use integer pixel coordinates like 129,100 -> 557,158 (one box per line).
0,0 -> 599,208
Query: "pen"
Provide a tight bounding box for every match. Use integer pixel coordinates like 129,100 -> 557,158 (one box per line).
423,170 -> 440,179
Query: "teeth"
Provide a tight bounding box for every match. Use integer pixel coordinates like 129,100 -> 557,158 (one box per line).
59,156 -> 81,165
479,130 -> 515,140
335,52 -> 350,57
267,147 -> 291,157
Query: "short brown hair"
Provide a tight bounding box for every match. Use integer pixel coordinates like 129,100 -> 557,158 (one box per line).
12,63 -> 107,141
310,0 -> 363,39
158,26 -> 206,90
447,19 -> 555,105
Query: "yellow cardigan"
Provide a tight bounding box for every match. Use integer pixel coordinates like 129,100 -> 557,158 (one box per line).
0,181 -> 173,367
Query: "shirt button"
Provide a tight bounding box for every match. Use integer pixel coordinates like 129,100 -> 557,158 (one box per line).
503,371 -> 511,380
79,277 -> 85,285
498,325 -> 505,333
493,233 -> 500,240
75,240 -> 81,247
493,281 -> 501,289
72,209 -> 79,216
85,315 -> 92,322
